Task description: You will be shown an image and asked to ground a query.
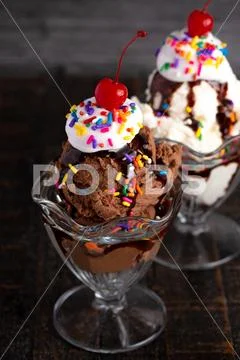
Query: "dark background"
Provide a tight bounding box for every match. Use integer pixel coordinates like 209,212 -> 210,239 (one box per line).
1,0 -> 240,359
0,0 -> 240,77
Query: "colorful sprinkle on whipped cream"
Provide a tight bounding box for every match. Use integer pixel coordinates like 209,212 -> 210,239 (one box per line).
65,97 -> 143,153
156,29 -> 234,83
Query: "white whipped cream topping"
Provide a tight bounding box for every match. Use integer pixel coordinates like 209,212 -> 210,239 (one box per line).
157,29 -> 236,83
65,97 -> 143,153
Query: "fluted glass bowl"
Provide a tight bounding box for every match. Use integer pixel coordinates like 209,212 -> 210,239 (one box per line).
32,164 -> 182,353
156,134 -> 240,270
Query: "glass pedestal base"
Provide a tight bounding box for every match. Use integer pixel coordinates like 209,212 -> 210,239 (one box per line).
53,285 -> 166,353
155,213 -> 240,270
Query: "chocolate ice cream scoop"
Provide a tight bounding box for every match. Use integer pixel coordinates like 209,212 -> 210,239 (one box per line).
56,124 -> 181,225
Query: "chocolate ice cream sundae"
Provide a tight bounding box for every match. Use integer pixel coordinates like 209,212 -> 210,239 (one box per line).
32,30 -> 183,353
40,32 -> 182,274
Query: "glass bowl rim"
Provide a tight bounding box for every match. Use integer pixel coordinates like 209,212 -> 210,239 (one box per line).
159,134 -> 240,158
32,162 -> 182,238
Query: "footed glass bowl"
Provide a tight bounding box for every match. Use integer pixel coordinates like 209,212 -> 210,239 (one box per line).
32,165 -> 181,353
156,135 -> 240,270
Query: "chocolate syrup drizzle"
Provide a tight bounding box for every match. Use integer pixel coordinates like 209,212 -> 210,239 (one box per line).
209,81 -> 237,137
149,71 -> 181,116
149,72 -> 237,139
185,81 -> 200,133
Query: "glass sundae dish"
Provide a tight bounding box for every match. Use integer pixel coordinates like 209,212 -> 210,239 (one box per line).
32,32 -> 182,352
134,4 -> 240,269
32,168 -> 181,353
155,136 -> 240,270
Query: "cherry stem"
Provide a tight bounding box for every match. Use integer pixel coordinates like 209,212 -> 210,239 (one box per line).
115,30 -> 147,83
202,0 -> 213,11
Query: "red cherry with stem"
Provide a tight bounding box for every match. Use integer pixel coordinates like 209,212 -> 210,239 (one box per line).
188,0 -> 214,37
95,78 -> 128,112
95,30 -> 147,111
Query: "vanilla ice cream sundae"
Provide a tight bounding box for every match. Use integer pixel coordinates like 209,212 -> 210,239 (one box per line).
144,29 -> 240,153
134,4 -> 240,207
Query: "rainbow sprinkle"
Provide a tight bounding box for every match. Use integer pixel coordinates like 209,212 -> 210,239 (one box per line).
58,173 -> 68,189
68,163 -> 78,174
112,150 -> 155,215
75,124 -> 87,136
195,121 -> 204,140
108,138 -> 113,147
115,172 -> 122,181
87,135 -> 94,145
161,33 -> 227,79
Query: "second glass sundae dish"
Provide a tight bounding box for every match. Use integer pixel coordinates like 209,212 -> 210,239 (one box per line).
134,3 -> 240,270
32,32 -> 182,353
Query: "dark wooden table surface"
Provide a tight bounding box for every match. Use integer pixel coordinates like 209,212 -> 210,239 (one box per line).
1,75 -> 240,360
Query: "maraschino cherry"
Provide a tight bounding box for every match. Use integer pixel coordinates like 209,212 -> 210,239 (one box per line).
95,30 -> 147,111
188,0 -> 214,37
